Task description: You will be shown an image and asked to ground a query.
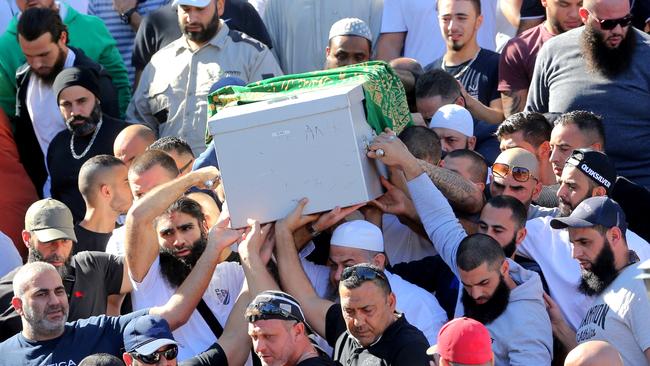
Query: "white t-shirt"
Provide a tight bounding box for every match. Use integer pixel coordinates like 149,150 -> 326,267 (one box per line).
379,0 -> 496,66
0,231 -> 22,277
382,214 -> 437,264
105,225 -> 125,257
576,262 -> 650,366
130,257 -> 245,361
519,215 -> 650,330
302,258 -> 448,345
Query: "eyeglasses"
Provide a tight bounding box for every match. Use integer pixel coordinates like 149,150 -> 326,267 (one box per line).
245,302 -> 302,323
132,345 -> 178,364
341,265 -> 388,283
492,163 -> 533,182
590,12 -> 633,30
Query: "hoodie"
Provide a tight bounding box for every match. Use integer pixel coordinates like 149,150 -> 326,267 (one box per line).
408,173 -> 553,365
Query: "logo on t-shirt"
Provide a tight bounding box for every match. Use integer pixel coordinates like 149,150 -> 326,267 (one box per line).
576,303 -> 610,342
214,289 -> 230,305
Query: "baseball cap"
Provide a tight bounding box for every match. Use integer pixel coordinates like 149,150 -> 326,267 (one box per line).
328,18 -> 373,42
429,104 -> 474,137
124,315 -> 177,355
565,149 -> 616,193
173,0 -> 211,8
427,317 -> 492,364
24,198 -> 77,243
550,196 -> 627,233
331,220 -> 384,252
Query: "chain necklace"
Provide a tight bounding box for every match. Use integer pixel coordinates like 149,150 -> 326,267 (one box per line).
441,49 -> 481,80
70,118 -> 103,160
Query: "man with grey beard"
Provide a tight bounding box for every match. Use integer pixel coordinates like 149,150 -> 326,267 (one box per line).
526,0 -> 650,189
0,199 -> 132,341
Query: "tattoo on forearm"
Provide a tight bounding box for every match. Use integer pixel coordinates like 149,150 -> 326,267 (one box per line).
417,159 -> 483,212
502,90 -> 525,117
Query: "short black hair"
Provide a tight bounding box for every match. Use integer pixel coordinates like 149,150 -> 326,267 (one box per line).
415,69 -> 461,102
554,110 -> 606,147
485,195 -> 527,231
17,8 -> 67,44
456,234 -> 505,272
496,112 -> 552,149
149,136 -> 194,158
444,149 -> 487,184
78,353 -> 125,366
399,126 -> 442,164
129,149 -> 179,178
78,155 -> 125,202
340,263 -> 392,296
436,0 -> 482,15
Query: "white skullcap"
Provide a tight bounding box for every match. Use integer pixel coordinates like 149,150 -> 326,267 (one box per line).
331,220 -> 384,252
428,104 -> 474,137
328,18 -> 373,42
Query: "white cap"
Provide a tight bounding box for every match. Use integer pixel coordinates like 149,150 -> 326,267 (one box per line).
328,18 -> 373,42
331,220 -> 384,252
173,0 -> 211,8
429,104 -> 474,137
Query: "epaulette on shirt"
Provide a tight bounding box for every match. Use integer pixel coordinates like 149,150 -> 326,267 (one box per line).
227,29 -> 265,52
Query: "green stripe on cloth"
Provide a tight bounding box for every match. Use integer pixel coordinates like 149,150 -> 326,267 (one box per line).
206,61 -> 413,144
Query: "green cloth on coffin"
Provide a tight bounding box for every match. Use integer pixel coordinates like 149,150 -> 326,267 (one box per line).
205,61 -> 413,144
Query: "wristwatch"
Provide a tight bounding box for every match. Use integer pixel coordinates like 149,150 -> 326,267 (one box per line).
120,7 -> 138,24
307,224 -> 321,238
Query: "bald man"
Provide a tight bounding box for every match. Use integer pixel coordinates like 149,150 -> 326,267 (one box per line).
75,155 -> 133,253
564,341 -> 623,366
113,124 -> 156,168
489,147 -> 558,219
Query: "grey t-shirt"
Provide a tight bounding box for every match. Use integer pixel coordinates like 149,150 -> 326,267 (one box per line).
526,27 -> 650,188
576,262 -> 650,365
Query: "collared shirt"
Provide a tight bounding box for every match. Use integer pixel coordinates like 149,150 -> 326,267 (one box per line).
127,20 -> 283,155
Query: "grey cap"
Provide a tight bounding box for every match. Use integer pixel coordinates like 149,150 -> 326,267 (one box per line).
24,199 -> 77,243
328,18 -> 372,42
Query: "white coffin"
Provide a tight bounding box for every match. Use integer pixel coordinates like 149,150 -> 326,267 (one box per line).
208,83 -> 386,228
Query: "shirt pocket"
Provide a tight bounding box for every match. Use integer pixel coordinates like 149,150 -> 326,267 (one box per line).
147,82 -> 172,124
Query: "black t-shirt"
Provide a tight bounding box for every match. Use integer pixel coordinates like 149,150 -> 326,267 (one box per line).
297,355 -> 337,366
324,304 -> 430,366
0,309 -> 147,366
46,116 -> 128,222
132,0 -> 273,72
180,342 -> 228,366
73,224 -> 113,254
0,251 -> 124,341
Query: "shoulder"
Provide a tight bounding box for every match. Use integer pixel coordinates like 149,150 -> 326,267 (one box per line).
226,28 -> 267,53
65,6 -> 111,33
73,251 -> 122,270
479,48 -> 501,64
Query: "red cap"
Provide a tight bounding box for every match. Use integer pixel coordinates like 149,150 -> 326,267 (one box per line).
426,317 -> 492,364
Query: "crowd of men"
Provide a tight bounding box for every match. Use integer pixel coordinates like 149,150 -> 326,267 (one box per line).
1,0 -> 650,365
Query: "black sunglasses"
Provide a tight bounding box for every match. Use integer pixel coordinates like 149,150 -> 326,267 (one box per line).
245,302 -> 301,323
132,345 -> 178,364
341,265 -> 388,283
591,13 -> 633,30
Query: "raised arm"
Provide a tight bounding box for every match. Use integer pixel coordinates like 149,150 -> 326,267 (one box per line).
275,199 -> 334,338
125,167 -> 221,282
239,219 -> 279,295
416,159 -> 484,214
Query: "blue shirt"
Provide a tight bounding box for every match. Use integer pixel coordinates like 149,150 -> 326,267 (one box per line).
0,309 -> 148,366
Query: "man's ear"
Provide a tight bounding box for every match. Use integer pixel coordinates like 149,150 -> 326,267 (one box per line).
515,227 -> 527,245
531,180 -> 543,202
537,141 -> 551,161
123,352 -> 134,366
372,253 -> 387,269
217,0 -> 225,17
467,136 -> 477,150
325,46 -> 331,57
11,296 -> 24,316
579,7 -> 590,23
591,186 -> 607,197
606,226 -> 623,247
22,230 -> 31,249
500,259 -> 509,277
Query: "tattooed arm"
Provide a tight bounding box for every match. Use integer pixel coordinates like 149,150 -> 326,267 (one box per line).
501,89 -> 528,118
416,159 -> 485,214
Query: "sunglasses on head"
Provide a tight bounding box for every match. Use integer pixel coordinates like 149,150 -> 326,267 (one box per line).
245,302 -> 301,323
492,163 -> 533,183
341,265 -> 388,283
590,13 -> 633,30
132,345 -> 178,364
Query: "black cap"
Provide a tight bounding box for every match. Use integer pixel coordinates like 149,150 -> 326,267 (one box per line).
565,149 -> 616,194
550,196 -> 627,234
52,67 -> 101,102
245,290 -> 310,326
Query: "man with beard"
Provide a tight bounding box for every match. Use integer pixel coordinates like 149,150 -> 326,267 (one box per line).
13,8 -> 121,197
515,149 -> 650,333
125,166 -> 247,361
128,0 -> 282,155
526,0 -> 650,189
0,198 -> 132,341
47,67 -> 129,222
498,0 -> 584,117
324,18 -> 372,70
367,130 -> 553,364
548,197 -> 650,365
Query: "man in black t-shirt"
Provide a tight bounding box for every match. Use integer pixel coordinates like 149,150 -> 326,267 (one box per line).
274,201 -> 430,366
424,0 -> 503,164
0,198 -> 131,341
